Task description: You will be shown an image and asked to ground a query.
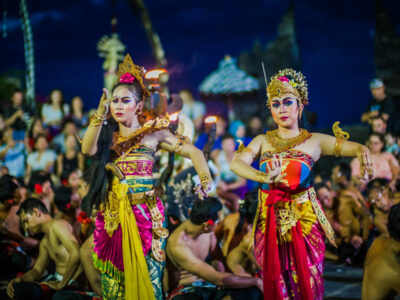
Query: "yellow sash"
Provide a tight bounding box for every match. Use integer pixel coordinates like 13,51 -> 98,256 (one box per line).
116,183 -> 155,300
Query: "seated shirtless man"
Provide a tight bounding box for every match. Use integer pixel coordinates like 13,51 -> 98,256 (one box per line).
362,204 -> 400,299
167,197 -> 263,300
332,163 -> 371,265
7,198 -> 80,299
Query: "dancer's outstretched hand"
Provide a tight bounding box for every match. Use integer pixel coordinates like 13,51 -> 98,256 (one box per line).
358,152 -> 374,181
257,154 -> 283,184
97,88 -> 114,118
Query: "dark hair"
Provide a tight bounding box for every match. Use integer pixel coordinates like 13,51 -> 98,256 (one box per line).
314,182 -> 330,194
337,162 -> 352,181
28,171 -> 52,194
61,118 -> 76,132
33,134 -> 48,146
28,117 -> 43,140
83,81 -> 145,213
48,89 -> 65,117
221,133 -> 234,141
314,171 -> 331,185
17,197 -> 49,216
366,178 -> 389,196
371,115 -> 386,124
388,204 -> 400,241
0,175 -> 18,203
368,133 -> 385,152
235,189 -> 259,234
112,82 -> 145,103
54,186 -> 72,213
189,197 -> 222,225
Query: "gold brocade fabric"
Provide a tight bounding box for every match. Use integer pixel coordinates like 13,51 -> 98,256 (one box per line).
255,188 -> 336,246
266,129 -> 312,153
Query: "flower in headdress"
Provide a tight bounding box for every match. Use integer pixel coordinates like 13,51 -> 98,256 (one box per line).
120,72 -> 136,84
206,219 -> 214,226
278,76 -> 290,83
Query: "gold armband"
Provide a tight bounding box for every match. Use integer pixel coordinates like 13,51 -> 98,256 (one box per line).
174,134 -> 191,155
235,139 -> 257,160
199,172 -> 211,191
332,121 -> 350,157
89,112 -> 106,127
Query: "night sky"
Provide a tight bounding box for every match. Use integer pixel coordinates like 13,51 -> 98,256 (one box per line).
1,0 -> 400,128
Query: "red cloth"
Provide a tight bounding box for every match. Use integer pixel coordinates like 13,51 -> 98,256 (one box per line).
262,189 -> 314,300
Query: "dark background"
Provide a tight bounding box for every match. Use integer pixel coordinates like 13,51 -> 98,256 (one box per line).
1,0 -> 400,128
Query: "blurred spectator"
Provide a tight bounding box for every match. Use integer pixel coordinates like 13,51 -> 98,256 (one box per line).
52,119 -> 78,153
362,204 -> 400,299
332,163 -> 371,265
25,135 -> 57,185
195,115 -> 227,151
315,183 -> 341,261
215,134 -> 247,212
27,117 -> 51,151
28,172 -> 55,215
56,134 -> 84,177
246,115 -> 264,138
41,89 -> 70,136
361,78 -> 394,124
69,96 -> 88,129
226,190 -> 260,277
366,179 -> 392,235
370,115 -> 387,135
228,120 -> 248,145
384,131 -> 400,156
4,89 -> 32,131
54,186 -> 78,226
351,133 -> 399,190
0,128 -> 27,179
179,89 -> 206,132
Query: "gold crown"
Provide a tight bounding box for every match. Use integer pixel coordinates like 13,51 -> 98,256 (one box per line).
266,68 -> 308,107
116,54 -> 150,97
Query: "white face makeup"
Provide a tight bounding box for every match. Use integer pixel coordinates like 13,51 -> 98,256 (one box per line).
110,86 -> 141,123
270,93 -> 302,129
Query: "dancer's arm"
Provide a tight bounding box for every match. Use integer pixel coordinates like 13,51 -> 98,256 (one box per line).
158,129 -> 212,196
81,89 -> 112,156
314,133 -> 374,180
167,239 -> 262,291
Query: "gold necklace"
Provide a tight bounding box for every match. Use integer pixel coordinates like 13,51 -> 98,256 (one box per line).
266,129 -> 312,152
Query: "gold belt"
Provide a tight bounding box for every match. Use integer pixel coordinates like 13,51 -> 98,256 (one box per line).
275,187 -> 336,246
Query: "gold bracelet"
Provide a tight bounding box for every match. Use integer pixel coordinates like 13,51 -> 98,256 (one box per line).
255,171 -> 268,183
334,138 -> 344,157
199,172 -> 211,189
89,112 -> 106,127
174,139 -> 186,155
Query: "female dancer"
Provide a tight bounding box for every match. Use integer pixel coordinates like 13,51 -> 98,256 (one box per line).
82,54 -> 211,299
230,69 -> 374,300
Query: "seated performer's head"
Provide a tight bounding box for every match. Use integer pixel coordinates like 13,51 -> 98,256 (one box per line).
331,162 -> 352,188
266,69 -> 308,129
17,197 -> 50,234
189,197 -> 222,233
235,189 -> 259,234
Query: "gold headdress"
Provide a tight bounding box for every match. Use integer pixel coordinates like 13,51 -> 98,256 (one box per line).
266,68 -> 308,107
116,54 -> 150,97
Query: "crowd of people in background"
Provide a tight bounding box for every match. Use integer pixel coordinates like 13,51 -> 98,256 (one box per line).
0,77 -> 400,299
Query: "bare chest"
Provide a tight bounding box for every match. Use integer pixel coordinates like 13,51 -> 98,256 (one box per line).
44,232 -> 69,263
